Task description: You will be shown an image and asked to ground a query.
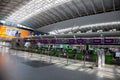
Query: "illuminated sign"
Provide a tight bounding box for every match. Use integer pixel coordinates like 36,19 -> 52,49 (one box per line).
56,39 -> 63,43
6,28 -> 21,36
50,39 -> 56,43
68,39 -> 75,44
38,39 -> 42,43
43,39 -> 49,43
90,39 -> 101,44
104,39 -> 114,43
77,39 -> 85,43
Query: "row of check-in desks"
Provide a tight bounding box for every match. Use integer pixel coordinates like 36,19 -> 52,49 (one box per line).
11,46 -> 120,65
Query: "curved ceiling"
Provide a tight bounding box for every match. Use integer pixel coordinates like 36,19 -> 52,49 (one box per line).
0,0 -> 31,20
0,0 -> 120,32
20,0 -> 120,29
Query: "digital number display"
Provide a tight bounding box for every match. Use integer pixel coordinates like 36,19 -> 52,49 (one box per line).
104,39 -> 114,43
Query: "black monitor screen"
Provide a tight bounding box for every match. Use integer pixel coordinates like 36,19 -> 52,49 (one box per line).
90,39 -> 101,44
104,39 -> 114,43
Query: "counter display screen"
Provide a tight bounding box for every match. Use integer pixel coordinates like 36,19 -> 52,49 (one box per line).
29,40 -> 32,42
90,39 -> 101,44
68,39 -> 75,44
38,39 -> 42,43
30,40 -> 36,43
104,39 -> 114,43
50,39 -> 56,43
77,39 -> 85,43
43,39 -> 48,43
32,40 -> 36,42
56,39 -> 63,43
25,39 -> 29,42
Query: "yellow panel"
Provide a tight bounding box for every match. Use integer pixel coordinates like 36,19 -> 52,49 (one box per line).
0,25 -> 30,39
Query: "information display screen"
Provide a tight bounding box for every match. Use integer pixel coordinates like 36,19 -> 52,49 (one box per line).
25,39 -> 29,42
38,39 -> 42,43
29,40 -> 32,42
32,40 -> 37,43
104,39 -> 114,43
77,39 -> 86,43
90,39 -> 101,44
23,38 -> 120,44
29,40 -> 35,42
56,39 -> 63,44
43,39 -> 49,43
68,39 -> 75,44
50,39 -> 56,43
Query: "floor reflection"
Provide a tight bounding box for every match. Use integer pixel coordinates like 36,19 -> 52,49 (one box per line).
0,47 -> 120,80
0,50 -> 4,80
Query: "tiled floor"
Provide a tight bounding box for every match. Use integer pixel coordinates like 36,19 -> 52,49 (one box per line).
0,47 -> 120,80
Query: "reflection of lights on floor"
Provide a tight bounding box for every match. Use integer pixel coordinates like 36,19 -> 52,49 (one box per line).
63,65 -> 79,70
96,70 -> 119,79
7,49 -> 120,80
97,71 -> 104,78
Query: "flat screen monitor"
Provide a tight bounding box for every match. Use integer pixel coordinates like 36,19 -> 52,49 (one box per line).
30,40 -> 36,43
50,39 -> 56,43
38,39 -> 42,43
25,39 -> 28,42
29,40 -> 32,42
90,39 -> 101,44
68,39 -> 75,44
43,39 -> 48,43
56,39 -> 63,43
104,39 -> 114,43
77,39 -> 85,43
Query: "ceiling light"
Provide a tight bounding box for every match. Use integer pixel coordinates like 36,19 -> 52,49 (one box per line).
0,20 -> 6,24
49,21 -> 120,34
49,32 -> 56,35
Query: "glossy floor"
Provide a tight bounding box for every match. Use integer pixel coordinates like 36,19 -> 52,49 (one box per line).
0,47 -> 120,80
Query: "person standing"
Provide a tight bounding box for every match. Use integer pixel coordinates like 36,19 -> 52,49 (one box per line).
97,48 -> 102,68
24,39 -> 31,48
97,47 -> 105,68
101,48 -> 105,66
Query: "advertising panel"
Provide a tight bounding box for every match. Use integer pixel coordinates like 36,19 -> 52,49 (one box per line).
0,25 -> 31,39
